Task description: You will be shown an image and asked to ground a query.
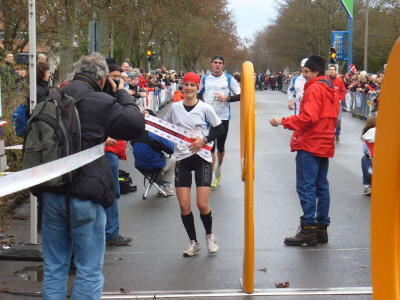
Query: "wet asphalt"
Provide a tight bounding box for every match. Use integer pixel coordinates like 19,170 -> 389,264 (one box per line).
100,90 -> 371,299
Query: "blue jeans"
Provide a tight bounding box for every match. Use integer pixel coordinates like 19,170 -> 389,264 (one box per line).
361,155 -> 372,185
105,152 -> 120,240
335,110 -> 343,136
41,192 -> 106,300
296,151 -> 331,225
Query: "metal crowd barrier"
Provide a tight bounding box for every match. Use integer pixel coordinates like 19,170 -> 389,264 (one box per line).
282,82 -> 289,94
349,92 -> 375,119
137,83 -> 176,113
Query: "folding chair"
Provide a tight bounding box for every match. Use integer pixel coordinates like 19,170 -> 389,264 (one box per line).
137,168 -> 167,200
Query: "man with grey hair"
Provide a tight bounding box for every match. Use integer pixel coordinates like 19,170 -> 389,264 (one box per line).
40,52 -> 145,299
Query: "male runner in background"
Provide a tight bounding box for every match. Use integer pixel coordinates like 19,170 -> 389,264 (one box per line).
287,58 -> 308,115
198,55 -> 241,188
328,65 -> 346,143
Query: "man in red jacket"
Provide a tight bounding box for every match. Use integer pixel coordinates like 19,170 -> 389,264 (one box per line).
104,138 -> 134,246
270,55 -> 339,246
328,65 -> 346,143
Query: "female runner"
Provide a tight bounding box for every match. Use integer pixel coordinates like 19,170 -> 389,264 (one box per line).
164,72 -> 225,257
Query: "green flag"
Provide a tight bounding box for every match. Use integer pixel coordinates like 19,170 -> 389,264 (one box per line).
341,0 -> 353,18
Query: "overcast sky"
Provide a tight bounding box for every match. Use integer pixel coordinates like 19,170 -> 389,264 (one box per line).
228,0 -> 279,41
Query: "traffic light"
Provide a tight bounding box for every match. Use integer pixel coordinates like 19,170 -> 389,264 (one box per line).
329,47 -> 337,64
146,50 -> 154,62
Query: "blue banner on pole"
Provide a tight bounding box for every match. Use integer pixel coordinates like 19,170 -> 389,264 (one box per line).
331,31 -> 348,61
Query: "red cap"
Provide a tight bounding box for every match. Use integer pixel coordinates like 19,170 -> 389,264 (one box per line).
182,72 -> 200,85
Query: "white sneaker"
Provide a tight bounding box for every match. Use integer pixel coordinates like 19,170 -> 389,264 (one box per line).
158,186 -> 175,196
206,234 -> 219,253
158,182 -> 175,196
183,240 -> 200,257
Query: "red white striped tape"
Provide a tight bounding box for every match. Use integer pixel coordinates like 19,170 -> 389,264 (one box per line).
144,114 -> 213,162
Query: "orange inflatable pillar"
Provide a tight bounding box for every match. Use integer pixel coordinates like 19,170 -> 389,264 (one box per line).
240,62 -> 255,293
371,38 -> 400,299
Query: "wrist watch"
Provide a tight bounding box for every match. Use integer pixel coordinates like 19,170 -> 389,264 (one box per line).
203,137 -> 208,144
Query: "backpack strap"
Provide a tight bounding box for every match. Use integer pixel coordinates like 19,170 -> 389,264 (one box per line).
198,74 -> 211,95
289,75 -> 299,92
225,73 -> 233,95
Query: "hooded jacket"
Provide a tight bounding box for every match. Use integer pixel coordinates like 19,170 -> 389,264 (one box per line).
331,76 -> 346,102
131,131 -> 174,170
282,76 -> 339,158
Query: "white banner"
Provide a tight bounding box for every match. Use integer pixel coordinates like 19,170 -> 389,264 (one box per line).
144,114 -> 213,162
0,143 -> 105,197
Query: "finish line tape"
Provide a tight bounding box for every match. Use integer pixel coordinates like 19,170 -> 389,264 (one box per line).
5,144 -> 23,150
144,114 -> 214,163
0,143 -> 104,198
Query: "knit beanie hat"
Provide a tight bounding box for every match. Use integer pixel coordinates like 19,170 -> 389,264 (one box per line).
108,64 -> 122,73
106,57 -> 117,65
304,55 -> 326,75
182,72 -> 200,85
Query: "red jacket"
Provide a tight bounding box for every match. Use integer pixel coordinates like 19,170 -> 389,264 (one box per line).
105,140 -> 127,160
172,90 -> 184,102
139,75 -> 148,89
331,76 -> 346,101
282,76 -> 339,158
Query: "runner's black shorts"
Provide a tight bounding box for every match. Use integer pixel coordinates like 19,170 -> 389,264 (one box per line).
175,155 -> 212,187
211,120 -> 229,153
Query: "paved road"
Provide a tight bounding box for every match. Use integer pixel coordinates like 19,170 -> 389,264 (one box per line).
100,90 -> 371,299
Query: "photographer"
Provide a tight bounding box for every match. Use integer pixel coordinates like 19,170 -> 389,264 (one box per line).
40,53 -> 145,299
103,64 -> 122,96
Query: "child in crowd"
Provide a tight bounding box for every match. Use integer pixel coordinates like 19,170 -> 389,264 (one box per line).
361,116 -> 376,196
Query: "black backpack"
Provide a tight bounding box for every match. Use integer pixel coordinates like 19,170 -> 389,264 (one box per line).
119,169 -> 137,194
22,89 -> 87,187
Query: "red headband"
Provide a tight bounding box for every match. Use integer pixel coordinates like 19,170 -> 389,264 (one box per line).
182,72 -> 200,85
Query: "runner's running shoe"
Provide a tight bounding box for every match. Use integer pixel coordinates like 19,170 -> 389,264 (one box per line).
206,234 -> 219,253
211,178 -> 218,189
211,171 -> 221,188
183,240 -> 201,257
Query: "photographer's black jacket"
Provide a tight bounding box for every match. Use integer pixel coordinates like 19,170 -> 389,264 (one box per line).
46,73 -> 145,207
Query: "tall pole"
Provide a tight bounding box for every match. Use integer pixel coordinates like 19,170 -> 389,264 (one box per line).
348,15 -> 353,71
364,0 -> 370,71
28,0 -> 38,244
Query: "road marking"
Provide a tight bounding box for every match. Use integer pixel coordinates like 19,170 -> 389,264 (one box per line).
100,287 -> 372,298
105,248 -> 369,256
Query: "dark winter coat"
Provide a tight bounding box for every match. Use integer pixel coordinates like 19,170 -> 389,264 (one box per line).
44,73 -> 145,207
37,81 -> 49,104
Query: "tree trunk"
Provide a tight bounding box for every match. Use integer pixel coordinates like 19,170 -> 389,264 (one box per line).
98,1 -> 111,57
58,0 -> 78,83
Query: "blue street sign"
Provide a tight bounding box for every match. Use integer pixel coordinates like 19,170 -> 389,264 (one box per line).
331,31 -> 348,61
